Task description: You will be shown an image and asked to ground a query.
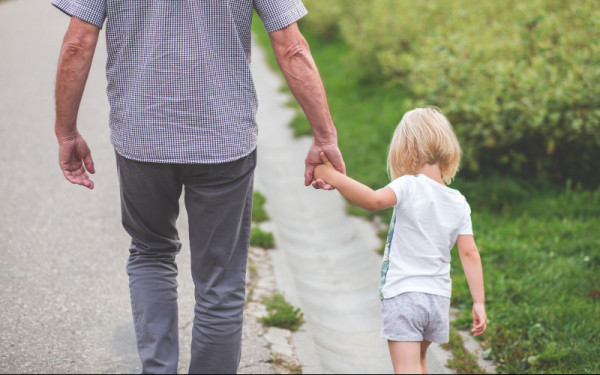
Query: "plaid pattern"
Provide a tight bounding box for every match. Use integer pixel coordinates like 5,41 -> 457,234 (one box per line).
52,0 -> 307,164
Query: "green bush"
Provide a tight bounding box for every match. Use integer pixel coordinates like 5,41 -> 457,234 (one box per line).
303,0 -> 600,186
300,0 -> 351,39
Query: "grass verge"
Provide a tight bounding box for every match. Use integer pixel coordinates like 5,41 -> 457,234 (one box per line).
441,327 -> 486,374
260,294 -> 304,332
252,190 -> 270,223
250,227 -> 275,249
252,14 -> 600,374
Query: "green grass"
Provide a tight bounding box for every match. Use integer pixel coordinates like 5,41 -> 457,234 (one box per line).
250,227 -> 275,249
442,327 -> 487,374
260,294 -> 304,331
252,190 -> 270,223
252,16 -> 600,374
250,189 -> 274,248
450,185 -> 600,374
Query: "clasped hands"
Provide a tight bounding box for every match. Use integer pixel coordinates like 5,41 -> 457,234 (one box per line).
305,143 -> 344,190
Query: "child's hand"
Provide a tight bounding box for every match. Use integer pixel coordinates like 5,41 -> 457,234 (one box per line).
314,152 -> 337,182
471,302 -> 487,336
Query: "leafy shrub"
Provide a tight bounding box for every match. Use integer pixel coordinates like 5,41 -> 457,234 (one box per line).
300,0 -> 355,39
306,0 -> 600,186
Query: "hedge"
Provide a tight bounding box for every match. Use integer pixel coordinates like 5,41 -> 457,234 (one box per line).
301,0 -> 600,186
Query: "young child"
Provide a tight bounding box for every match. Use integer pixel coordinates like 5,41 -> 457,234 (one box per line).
314,107 -> 487,374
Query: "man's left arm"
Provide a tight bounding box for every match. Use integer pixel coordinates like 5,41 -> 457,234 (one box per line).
55,16 -> 100,189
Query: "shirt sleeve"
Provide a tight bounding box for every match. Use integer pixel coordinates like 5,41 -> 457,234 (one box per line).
52,0 -> 107,29
458,201 -> 474,235
386,176 -> 410,208
254,0 -> 307,33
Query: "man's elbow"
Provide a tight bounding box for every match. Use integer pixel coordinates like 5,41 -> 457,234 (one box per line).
62,23 -> 98,56
282,40 -> 309,61
63,34 -> 96,55
273,35 -> 312,69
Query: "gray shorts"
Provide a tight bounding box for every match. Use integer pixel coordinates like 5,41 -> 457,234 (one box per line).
381,292 -> 450,343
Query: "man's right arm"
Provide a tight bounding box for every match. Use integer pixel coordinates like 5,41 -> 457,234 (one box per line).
55,16 -> 100,189
268,22 -> 345,188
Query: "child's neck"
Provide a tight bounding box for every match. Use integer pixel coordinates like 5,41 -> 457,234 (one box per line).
417,163 -> 445,185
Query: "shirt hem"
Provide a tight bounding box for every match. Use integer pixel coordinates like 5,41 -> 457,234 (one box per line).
262,3 -> 308,33
381,287 -> 451,300
112,146 -> 257,165
51,0 -> 106,29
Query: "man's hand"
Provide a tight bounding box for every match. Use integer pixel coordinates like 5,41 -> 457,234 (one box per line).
58,132 -> 95,189
305,142 -> 345,190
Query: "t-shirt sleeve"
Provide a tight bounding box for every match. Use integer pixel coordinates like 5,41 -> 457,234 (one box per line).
254,0 -> 307,33
52,0 -> 107,29
386,176 -> 410,207
458,201 -> 474,235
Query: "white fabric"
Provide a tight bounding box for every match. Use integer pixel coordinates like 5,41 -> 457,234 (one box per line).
381,174 -> 472,299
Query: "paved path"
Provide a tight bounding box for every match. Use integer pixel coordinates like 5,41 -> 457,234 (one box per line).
1,0 -> 140,372
0,1 -> 452,373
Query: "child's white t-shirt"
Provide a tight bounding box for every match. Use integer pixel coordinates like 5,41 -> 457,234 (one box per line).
379,174 -> 473,299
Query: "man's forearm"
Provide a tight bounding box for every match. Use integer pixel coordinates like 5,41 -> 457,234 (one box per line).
270,24 -> 337,144
55,18 -> 99,140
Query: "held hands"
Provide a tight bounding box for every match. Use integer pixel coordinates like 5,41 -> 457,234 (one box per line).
313,151 -> 337,184
305,142 -> 345,190
471,302 -> 487,336
58,132 -> 95,189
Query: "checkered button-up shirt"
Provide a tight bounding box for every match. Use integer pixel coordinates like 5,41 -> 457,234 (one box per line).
52,0 -> 307,164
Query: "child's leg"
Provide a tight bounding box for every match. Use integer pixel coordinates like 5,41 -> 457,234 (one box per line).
420,340 -> 432,374
388,340 -> 421,374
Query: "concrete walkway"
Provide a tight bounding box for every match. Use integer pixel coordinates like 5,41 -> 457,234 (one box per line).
1,1 -> 140,372
0,0 -> 453,373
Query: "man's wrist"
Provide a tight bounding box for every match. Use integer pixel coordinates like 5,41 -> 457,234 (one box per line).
312,134 -> 338,148
55,127 -> 79,142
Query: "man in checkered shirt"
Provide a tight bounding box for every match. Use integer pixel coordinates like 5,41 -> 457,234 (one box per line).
52,0 -> 345,373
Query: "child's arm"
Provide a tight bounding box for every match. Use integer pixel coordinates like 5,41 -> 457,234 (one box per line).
314,152 -> 396,211
456,235 -> 487,336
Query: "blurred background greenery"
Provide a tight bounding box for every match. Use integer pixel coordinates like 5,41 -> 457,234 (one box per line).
254,0 -> 599,373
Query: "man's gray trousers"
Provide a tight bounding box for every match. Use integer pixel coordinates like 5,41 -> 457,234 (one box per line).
116,150 -> 256,374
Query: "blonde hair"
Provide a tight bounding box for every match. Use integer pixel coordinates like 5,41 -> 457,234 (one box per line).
387,107 -> 461,184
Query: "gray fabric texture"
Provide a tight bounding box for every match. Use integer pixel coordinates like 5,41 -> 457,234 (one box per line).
116,150 -> 256,374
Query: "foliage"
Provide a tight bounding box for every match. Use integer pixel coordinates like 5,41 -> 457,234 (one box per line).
260,294 -> 304,331
449,185 -> 600,374
254,6 -> 600,373
250,227 -> 275,249
303,0 -> 600,186
250,190 -> 274,248
252,191 -> 270,223
299,0 -> 358,39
